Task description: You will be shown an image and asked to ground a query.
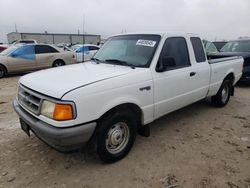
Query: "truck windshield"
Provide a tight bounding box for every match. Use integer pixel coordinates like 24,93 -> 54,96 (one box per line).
221,40 -> 250,53
93,34 -> 161,68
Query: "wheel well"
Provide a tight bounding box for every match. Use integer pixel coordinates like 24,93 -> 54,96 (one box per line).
224,73 -> 235,96
99,103 -> 143,127
0,64 -> 8,74
224,73 -> 235,84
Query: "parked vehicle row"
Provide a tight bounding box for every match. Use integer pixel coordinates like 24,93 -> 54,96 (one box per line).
0,44 -> 76,78
12,39 -> 37,45
203,40 -> 219,54
13,32 -> 243,163
213,41 -> 227,51
208,39 -> 250,83
71,44 -> 100,62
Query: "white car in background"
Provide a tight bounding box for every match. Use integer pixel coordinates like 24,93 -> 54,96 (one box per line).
71,44 -> 99,62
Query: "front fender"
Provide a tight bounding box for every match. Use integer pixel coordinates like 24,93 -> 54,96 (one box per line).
62,82 -> 154,126
98,95 -> 143,120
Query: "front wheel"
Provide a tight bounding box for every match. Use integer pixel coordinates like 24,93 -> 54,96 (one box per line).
0,65 -> 6,78
211,80 -> 232,107
52,60 -> 65,67
95,111 -> 137,163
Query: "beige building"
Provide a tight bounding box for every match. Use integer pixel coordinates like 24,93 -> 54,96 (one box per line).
7,32 -> 101,45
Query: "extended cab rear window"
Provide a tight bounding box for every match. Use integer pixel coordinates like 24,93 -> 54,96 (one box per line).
191,37 -> 206,62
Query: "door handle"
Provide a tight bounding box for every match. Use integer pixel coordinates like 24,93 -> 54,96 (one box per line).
139,86 -> 151,91
190,72 -> 196,77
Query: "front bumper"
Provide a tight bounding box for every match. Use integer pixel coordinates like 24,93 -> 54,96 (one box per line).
13,99 -> 96,152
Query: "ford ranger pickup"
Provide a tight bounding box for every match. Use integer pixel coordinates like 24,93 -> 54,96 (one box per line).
13,32 -> 243,163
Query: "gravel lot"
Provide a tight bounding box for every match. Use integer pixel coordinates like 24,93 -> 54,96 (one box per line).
0,75 -> 249,188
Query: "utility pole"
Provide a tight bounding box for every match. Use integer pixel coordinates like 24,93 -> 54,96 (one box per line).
15,24 -> 18,32
82,14 -> 85,63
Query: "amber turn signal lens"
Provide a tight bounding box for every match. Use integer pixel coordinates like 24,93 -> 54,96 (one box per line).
53,104 -> 74,121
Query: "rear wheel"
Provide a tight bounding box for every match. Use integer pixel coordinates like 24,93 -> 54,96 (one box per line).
0,65 -> 6,78
95,111 -> 137,163
211,79 -> 232,107
52,60 -> 65,67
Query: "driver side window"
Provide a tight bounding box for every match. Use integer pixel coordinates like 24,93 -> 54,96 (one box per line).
157,37 -> 190,71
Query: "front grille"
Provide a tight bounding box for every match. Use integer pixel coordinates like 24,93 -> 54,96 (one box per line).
18,85 -> 42,115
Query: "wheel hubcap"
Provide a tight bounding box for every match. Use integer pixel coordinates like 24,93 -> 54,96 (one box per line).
106,122 -> 130,154
54,62 -> 63,67
221,84 -> 229,103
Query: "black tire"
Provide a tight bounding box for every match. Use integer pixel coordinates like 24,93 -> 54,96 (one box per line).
0,65 -> 6,78
211,80 -> 232,107
52,60 -> 65,67
95,111 -> 137,163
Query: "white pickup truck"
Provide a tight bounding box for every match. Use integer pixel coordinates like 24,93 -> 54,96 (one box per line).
14,32 -> 243,163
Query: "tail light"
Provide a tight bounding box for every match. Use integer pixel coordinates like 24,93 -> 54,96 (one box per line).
72,53 -> 76,59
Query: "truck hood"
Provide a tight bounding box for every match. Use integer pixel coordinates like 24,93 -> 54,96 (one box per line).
19,62 -> 135,99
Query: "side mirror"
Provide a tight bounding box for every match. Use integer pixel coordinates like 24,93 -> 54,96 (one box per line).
156,56 -> 176,72
10,53 -> 16,58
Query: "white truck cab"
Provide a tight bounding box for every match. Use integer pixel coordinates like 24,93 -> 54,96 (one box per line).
14,32 -> 243,163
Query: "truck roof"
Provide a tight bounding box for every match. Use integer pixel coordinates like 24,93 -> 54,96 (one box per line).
111,31 -> 200,38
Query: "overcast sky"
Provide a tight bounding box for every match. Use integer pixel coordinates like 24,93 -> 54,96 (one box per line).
0,0 -> 250,42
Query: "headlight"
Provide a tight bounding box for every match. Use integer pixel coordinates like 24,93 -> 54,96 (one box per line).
41,100 -> 55,118
41,100 -> 74,121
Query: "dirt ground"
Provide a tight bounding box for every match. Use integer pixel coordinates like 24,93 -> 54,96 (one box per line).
0,75 -> 249,188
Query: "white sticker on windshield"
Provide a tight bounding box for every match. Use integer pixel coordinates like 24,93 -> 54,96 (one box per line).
136,40 -> 156,47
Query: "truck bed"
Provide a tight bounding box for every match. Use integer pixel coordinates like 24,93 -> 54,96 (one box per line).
208,56 -> 242,64
207,56 -> 243,97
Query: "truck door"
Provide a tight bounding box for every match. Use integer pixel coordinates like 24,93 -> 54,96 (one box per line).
189,37 -> 210,99
35,45 -> 58,69
7,45 -> 36,72
153,37 -> 206,119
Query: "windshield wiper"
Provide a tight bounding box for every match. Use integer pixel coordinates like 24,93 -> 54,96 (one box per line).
104,59 -> 135,69
91,57 -> 101,64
